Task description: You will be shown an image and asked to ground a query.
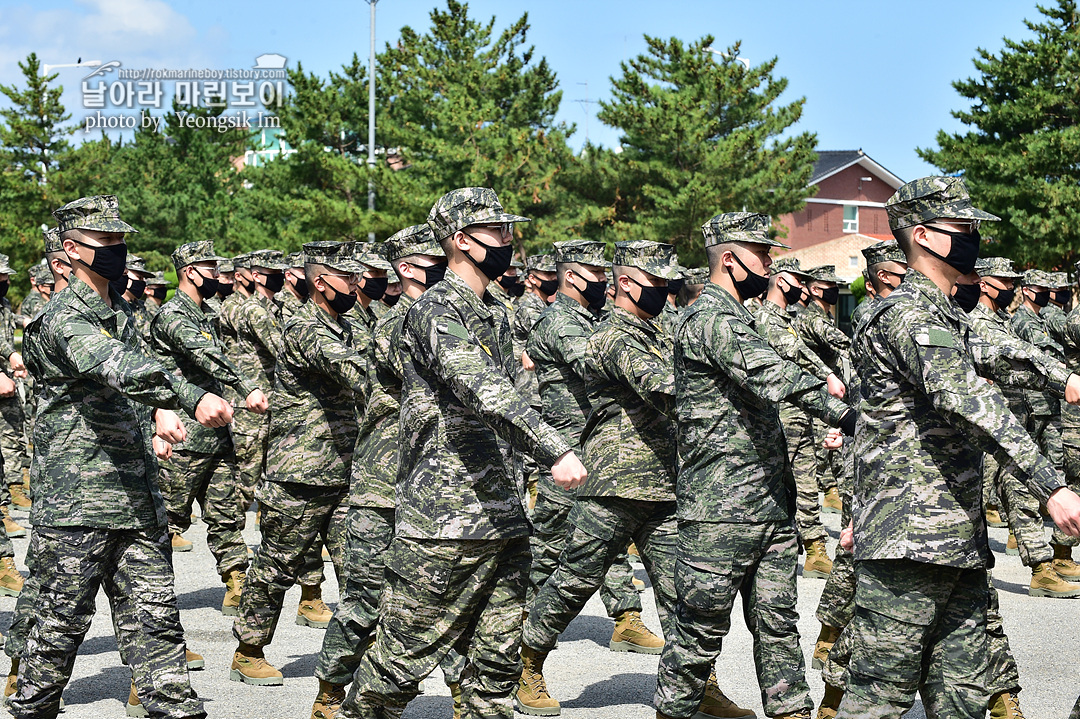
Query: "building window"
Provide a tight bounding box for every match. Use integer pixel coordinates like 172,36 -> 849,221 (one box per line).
843,205 -> 859,233
849,256 -> 859,268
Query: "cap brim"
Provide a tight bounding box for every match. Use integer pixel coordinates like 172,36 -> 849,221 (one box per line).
943,207 -> 1001,223
251,260 -> 288,270
359,256 -> 394,272
325,259 -> 364,274
0,267 -> 15,275
129,268 -> 156,277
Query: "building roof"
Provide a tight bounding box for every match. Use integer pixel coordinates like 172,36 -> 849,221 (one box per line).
809,150 -> 904,190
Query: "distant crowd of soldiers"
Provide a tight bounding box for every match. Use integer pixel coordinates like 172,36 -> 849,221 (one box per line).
0,175 -> 1078,719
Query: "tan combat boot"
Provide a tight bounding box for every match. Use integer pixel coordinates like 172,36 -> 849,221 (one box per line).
985,506 -> 1006,527
1005,532 -> 1019,556
311,679 -> 346,719
811,623 -> 840,670
610,610 -> 664,654
4,658 -> 16,698
802,539 -> 833,580
1,508 -> 25,539
222,569 -> 245,616
989,690 -> 1025,719
1029,561 -> 1080,598
774,710 -> 811,719
632,577 -> 646,592
628,542 -> 643,565
8,485 -> 30,511
297,584 -> 333,628
186,649 -> 204,670
1051,544 -> 1080,582
822,487 -> 841,515
816,683 -> 844,719
230,643 -> 283,686
449,682 -> 463,719
170,533 -> 192,552
515,645 -> 560,716
698,670 -> 756,717
0,557 -> 24,598
126,679 -> 149,717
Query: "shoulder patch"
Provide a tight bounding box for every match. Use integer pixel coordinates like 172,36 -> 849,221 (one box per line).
442,320 -> 471,342
915,327 -> 957,348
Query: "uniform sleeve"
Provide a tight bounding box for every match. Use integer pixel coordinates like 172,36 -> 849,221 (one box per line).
593,332 -> 675,417
292,321 -> 368,398
408,303 -> 572,466
244,302 -> 285,359
154,310 -> 258,398
968,331 -> 1070,398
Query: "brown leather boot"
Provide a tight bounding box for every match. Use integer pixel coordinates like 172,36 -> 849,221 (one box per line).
310,679 -> 346,719
816,683 -> 844,719
812,623 -> 840,670
0,557 -> 24,598
610,610 -> 664,654
698,670 -> 756,717
822,487 -> 841,514
985,507 -> 1006,527
515,645 -> 560,716
449,681 -> 463,719
297,584 -> 333,628
1051,544 -> 1080,582
989,690 -> 1025,719
802,539 -> 833,579
4,658 -> 16,698
170,533 -> 193,552
185,649 -> 204,670
222,569 -> 245,616
230,643 -> 283,686
1029,561 -> 1080,598
1,508 -> 25,539
8,485 -> 30,511
126,679 -> 149,717
1006,532 -> 1019,556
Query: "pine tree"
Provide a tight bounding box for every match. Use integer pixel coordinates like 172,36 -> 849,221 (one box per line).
919,0 -> 1080,269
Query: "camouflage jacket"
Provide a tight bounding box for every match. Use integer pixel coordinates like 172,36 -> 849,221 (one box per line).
265,299 -> 368,489
512,291 -> 548,408
967,303 -> 1067,410
397,270 -> 571,540
674,282 -> 848,523
216,291 -> 248,402
487,280 -> 517,316
129,297 -> 154,344
23,277 -> 207,529
660,302 -> 680,338
0,298 -> 15,365
235,293 -> 283,397
851,270 -> 1066,568
278,290 -> 305,321
1010,305 -> 1062,416
18,290 -> 46,321
149,291 -> 258,455
1043,304 -> 1068,347
794,301 -> 850,380
850,299 -> 873,331
755,300 -> 832,381
349,293 -> 413,509
580,307 -> 677,501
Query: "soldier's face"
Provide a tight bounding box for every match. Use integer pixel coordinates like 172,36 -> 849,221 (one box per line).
730,244 -> 772,276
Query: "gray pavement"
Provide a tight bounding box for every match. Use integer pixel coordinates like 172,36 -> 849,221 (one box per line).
2,506 -> 1078,719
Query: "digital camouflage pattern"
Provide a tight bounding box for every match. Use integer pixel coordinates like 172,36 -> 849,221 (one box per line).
861,239 -> 906,268
553,239 -> 606,267
884,176 -> 1000,229
52,194 -> 138,234
977,256 -> 1023,280
702,211 -> 788,248
170,240 -> 227,271
794,300 -> 850,380
18,288 -> 47,320
426,187 -> 531,241
512,291 -> 547,406
382,224 -> 443,263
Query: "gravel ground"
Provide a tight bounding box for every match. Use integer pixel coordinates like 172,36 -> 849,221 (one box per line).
1,506 -> 1077,719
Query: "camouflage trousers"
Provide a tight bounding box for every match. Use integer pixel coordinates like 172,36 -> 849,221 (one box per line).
524,497 -> 676,652
9,526 -> 204,719
161,447 -> 248,575
341,536 -> 530,719
230,408 -> 268,515
316,505 -> 395,685
987,453 -> 1053,566
1057,419 -> 1080,549
834,559 -> 988,719
528,487 -> 640,619
654,520 -> 811,719
812,418 -> 842,493
816,544 -> 856,631
782,405 -> 826,545
232,481 -> 347,648
7,535 -> 38,660
0,393 -> 29,486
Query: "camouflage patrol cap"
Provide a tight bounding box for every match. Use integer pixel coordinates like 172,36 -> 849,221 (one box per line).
52,195 -> 138,234
702,212 -> 789,249
509,259 -> 524,270
43,227 -> 62,253
249,249 -> 288,271
286,252 -> 304,268
553,240 -> 606,268
885,176 -> 1000,230
351,242 -> 394,272
807,265 -> 843,284
1049,271 -> 1071,289
768,256 -> 813,279
126,254 -> 155,277
684,267 -> 710,284
0,254 -> 15,275
1021,269 -> 1054,288
861,240 -> 907,267
304,241 -> 363,274
146,271 -> 168,287
30,264 -> 52,284
171,240 -> 227,271
382,224 -> 444,263
218,260 -> 235,274
231,253 -> 252,270
427,187 -> 531,241
612,240 -> 681,280
975,257 -> 1022,279
525,254 -> 556,273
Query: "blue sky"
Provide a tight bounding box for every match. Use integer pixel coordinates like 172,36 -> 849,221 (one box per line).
0,0 -> 1046,182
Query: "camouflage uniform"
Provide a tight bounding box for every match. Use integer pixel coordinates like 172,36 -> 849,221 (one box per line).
13,195 -> 205,719
655,213 -> 850,719
0,261 -> 30,495
17,288 -> 46,321
144,271 -> 169,319
343,188 -> 569,719
838,178 -> 1067,719
524,241 -> 681,654
316,225 -> 445,687
525,245 -> 639,619
233,242 -> 368,649
150,241 -> 257,575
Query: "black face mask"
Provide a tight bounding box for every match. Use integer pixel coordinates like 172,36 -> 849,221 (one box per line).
0,281 -> 9,300
952,283 -> 981,313
988,285 -> 1015,311
127,279 -> 146,299
237,278 -> 253,293
109,276 -> 129,297
411,262 -> 447,289
537,278 -> 558,296
1030,289 -> 1051,308
780,280 -> 803,306
571,273 -> 608,311
727,252 -> 769,301
1054,289 -> 1073,306
628,278 -> 668,317
192,270 -> 219,300
322,278 -> 358,314
291,276 -> 310,300
217,283 -> 234,298
382,293 -> 400,307
261,272 -> 285,293
819,286 -> 840,306
924,226 -> 981,275
667,278 -> 685,297
73,239 -> 128,281
151,287 -> 168,301
360,276 -> 388,301
463,233 -> 514,281
498,275 -> 520,290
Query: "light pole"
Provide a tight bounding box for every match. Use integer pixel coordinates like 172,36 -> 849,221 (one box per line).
39,60 -> 102,184
42,60 -> 101,76
703,46 -> 750,69
365,0 -> 378,242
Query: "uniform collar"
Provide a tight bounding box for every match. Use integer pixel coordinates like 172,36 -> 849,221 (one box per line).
444,268 -> 494,322
903,269 -> 966,324
68,275 -> 122,323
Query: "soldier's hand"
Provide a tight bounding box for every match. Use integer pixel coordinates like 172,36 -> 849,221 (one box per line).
1047,487 -> 1080,537
8,352 -> 25,377
840,520 -> 854,552
152,435 -> 173,461
823,428 -> 844,450
245,388 -> 269,414
195,393 -> 234,428
551,451 -> 587,491
521,351 -> 535,372
1066,374 -> 1080,406
154,408 -> 187,444
0,373 -> 14,399
826,373 -> 846,400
